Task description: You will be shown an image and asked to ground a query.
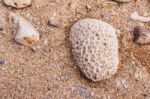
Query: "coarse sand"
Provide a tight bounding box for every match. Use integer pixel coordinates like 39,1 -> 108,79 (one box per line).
0,0 -> 150,98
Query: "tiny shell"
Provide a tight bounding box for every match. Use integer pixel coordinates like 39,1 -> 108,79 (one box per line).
9,12 -> 40,47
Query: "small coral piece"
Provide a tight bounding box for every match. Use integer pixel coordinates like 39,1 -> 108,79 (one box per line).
70,19 -> 119,82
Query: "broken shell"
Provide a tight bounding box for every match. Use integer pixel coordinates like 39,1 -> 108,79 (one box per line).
130,11 -> 150,22
9,12 -> 40,47
133,26 -> 150,45
3,0 -> 31,9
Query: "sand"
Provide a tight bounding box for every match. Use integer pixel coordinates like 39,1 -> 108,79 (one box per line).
0,0 -> 150,98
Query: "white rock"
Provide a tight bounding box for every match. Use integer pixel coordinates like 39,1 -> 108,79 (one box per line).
130,11 -> 150,22
9,12 -> 40,47
70,19 -> 119,82
3,0 -> 31,8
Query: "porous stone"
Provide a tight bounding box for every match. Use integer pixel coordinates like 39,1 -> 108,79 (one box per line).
3,0 -> 31,8
9,12 -> 40,47
70,19 -> 119,82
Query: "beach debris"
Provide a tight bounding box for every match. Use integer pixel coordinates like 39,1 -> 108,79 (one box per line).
71,85 -> 93,99
3,0 -> 32,8
9,12 -> 40,47
130,11 -> 150,22
48,17 -> 62,28
70,19 -> 119,82
133,26 -> 150,45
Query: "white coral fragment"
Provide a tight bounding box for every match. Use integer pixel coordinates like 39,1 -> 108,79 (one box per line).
70,19 -> 119,82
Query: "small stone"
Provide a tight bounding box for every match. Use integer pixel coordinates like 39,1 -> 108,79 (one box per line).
86,4 -> 92,10
48,18 -> 60,28
133,26 -> 150,45
31,46 -> 41,52
0,59 -> 5,65
9,12 -> 40,47
31,47 -> 37,52
113,0 -> 132,2
3,0 -> 32,9
72,85 -> 93,99
56,74 -> 68,81
130,11 -> 150,22
115,78 -> 129,89
70,19 -> 119,82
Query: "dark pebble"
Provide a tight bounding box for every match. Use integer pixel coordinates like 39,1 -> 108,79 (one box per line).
133,26 -> 150,45
0,59 -> 5,65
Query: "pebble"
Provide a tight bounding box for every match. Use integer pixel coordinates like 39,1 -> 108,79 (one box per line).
0,59 -> 5,65
113,0 -> 132,3
130,11 -> 150,22
3,0 -> 32,9
72,85 -> 93,99
31,47 -> 38,52
133,26 -> 150,45
9,12 -> 40,47
48,18 -> 61,28
69,19 -> 119,82
56,74 -> 68,81
86,4 -> 92,10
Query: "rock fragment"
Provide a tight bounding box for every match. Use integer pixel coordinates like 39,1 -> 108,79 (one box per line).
48,18 -> 60,28
86,4 -> 92,10
130,11 -> 150,22
9,12 -> 40,47
70,19 -> 119,82
71,85 -> 93,99
133,26 -> 150,45
3,0 -> 31,9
